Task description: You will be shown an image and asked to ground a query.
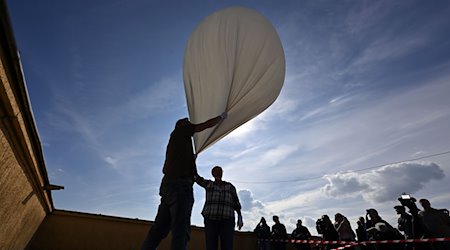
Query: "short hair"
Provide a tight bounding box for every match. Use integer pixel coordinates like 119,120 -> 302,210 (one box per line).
211,166 -> 222,174
367,208 -> 378,215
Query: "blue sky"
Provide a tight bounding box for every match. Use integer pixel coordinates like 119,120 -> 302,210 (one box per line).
7,0 -> 450,233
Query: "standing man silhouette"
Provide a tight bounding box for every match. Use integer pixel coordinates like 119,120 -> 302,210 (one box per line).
141,114 -> 225,250
195,166 -> 243,250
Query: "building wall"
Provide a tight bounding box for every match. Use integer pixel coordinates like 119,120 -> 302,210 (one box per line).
28,210 -> 259,250
0,129 -> 46,250
1,2 -> 52,249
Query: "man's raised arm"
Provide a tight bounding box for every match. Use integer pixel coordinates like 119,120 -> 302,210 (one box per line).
193,112 -> 227,132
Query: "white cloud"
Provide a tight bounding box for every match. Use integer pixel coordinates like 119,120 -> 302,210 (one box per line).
226,118 -> 261,140
321,162 -> 445,203
238,189 -> 264,211
104,156 -> 118,168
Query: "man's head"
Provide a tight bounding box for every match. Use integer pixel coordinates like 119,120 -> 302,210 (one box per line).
273,215 -> 280,223
359,216 -> 365,223
366,208 -> 379,220
334,213 -> 344,223
394,205 -> 405,214
297,219 -> 303,227
175,118 -> 190,128
419,199 -> 431,210
211,166 -> 223,180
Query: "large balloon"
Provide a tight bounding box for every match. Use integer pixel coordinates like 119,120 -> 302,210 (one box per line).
183,7 -> 285,153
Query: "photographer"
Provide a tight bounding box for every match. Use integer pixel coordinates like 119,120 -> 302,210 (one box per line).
397,194 -> 427,240
316,215 -> 339,250
254,217 -> 271,250
366,208 -> 403,250
356,217 -> 368,242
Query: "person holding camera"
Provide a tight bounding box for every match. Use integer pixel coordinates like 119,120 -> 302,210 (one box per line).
316,215 -> 339,250
356,217 -> 368,242
366,208 -> 403,250
254,217 -> 271,250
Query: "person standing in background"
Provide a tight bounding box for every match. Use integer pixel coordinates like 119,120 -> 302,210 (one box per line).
271,215 -> 288,250
195,166 -> 243,250
254,217 -> 271,250
291,219 -> 311,250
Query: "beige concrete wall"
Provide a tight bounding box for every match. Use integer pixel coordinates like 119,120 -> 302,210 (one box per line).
0,129 -> 46,250
28,210 -> 259,250
1,4 -> 51,248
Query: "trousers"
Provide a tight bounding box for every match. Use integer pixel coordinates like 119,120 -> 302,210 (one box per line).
141,179 -> 194,250
204,218 -> 235,250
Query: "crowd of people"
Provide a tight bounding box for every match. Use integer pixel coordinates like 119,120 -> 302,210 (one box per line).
254,196 -> 450,250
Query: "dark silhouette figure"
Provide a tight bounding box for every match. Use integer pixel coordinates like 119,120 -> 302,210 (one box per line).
334,213 -> 356,242
271,215 -> 288,250
394,206 -> 413,239
254,217 -> 271,250
356,217 -> 368,250
141,115 -> 224,250
397,194 -> 429,250
366,208 -> 403,250
316,215 -> 339,250
195,166 -> 243,250
418,199 -> 450,250
356,217 -> 368,241
291,219 -> 311,250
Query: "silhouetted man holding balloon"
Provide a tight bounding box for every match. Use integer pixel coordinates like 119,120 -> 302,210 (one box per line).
141,113 -> 225,250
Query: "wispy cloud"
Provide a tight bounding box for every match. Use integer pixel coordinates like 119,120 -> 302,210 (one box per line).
351,35 -> 427,67
107,76 -> 184,124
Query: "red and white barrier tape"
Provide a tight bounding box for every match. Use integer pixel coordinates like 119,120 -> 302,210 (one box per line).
331,244 -> 353,250
258,237 -> 450,247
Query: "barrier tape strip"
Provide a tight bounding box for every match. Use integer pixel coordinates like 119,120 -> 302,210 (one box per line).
258,237 -> 450,246
331,245 -> 353,250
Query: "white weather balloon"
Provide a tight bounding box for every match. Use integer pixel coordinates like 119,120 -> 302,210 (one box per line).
183,7 -> 285,153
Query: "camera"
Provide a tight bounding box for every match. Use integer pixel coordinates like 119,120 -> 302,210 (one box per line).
397,193 -> 419,214
316,218 -> 325,234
